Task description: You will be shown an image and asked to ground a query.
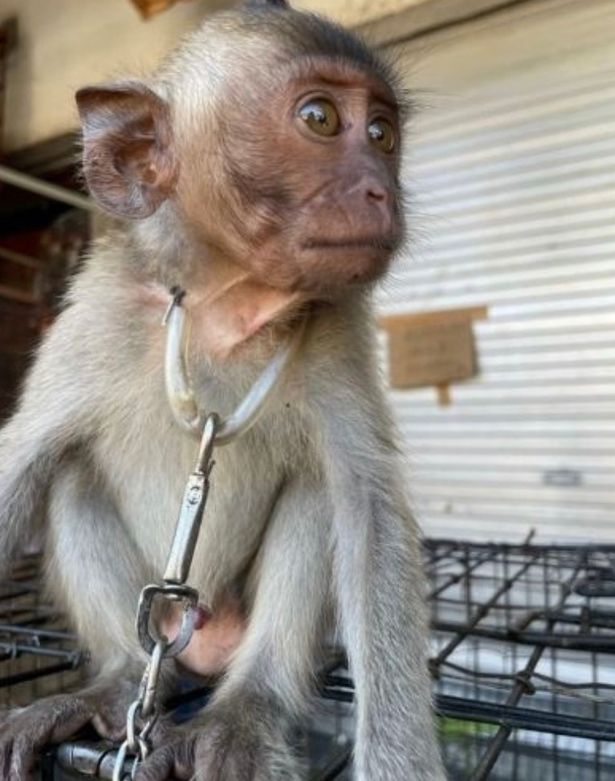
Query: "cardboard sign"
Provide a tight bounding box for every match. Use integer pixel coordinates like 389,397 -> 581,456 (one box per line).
387,319 -> 475,389
381,307 -> 485,392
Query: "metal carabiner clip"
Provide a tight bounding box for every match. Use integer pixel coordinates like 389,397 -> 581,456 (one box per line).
136,582 -> 199,658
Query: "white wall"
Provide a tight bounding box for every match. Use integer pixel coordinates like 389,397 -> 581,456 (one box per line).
0,0 -> 217,151
0,0 -> 432,152
379,0 -> 615,543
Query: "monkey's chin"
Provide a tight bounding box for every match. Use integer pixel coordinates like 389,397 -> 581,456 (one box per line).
295,244 -> 394,295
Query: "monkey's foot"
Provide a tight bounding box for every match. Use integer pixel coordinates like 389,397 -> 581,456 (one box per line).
134,698 -> 303,781
91,677 -> 142,741
0,694 -> 94,780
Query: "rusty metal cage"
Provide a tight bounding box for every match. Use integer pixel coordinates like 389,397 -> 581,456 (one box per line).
0,554 -> 85,711
4,540 -> 615,779
426,538 -> 615,780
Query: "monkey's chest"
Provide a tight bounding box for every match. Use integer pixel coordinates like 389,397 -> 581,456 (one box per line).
95,420 -> 285,595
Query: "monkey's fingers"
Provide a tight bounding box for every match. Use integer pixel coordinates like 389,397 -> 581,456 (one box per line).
133,734 -> 197,781
0,695 -> 94,781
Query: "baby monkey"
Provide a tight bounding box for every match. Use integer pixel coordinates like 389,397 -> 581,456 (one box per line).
0,0 -> 445,779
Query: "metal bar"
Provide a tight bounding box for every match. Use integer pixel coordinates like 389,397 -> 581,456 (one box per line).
56,742 -> 134,779
430,555 -> 536,669
0,283 -> 39,304
0,163 -> 95,211
423,541 -> 456,570
0,660 -> 78,688
431,621 -> 615,651
56,737 -> 352,781
0,643 -> 82,663
425,538 -> 615,555
317,681 -> 615,745
0,587 -> 33,602
0,245 -> 44,269
0,621 -> 76,640
429,546 -> 499,598
472,558 -> 583,779
436,695 -> 615,742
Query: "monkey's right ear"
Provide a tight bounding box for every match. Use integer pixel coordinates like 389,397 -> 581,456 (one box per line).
76,82 -> 177,219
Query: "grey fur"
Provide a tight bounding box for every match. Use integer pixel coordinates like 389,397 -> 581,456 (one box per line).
0,4 -> 445,779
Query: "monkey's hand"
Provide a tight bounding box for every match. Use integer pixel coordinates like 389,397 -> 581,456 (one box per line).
0,694 -> 95,780
134,696 -> 303,781
0,680 -> 144,780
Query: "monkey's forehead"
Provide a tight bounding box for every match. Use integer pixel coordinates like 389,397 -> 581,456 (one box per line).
281,56 -> 400,110
260,10 -> 393,82
164,8 -> 403,104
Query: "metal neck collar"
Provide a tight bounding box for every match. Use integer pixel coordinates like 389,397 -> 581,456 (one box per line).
163,287 -> 304,445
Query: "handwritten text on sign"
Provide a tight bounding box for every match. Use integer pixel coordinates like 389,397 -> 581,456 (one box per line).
386,318 -> 477,390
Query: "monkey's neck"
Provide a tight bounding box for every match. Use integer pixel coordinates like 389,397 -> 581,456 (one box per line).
138,250 -> 306,362
128,217 -> 307,360
184,264 -> 306,360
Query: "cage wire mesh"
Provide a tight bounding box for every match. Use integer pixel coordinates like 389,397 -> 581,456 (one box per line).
0,554 -> 85,710
3,540 -> 615,779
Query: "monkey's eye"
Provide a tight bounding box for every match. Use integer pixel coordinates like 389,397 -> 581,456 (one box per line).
368,118 -> 396,153
297,98 -> 340,137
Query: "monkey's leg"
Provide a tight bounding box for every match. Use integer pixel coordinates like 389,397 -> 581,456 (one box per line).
47,460 -> 154,664
0,461 -> 163,781
323,410 -> 446,780
134,476 -> 332,781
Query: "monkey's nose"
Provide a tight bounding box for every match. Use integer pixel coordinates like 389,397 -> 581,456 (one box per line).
366,183 -> 388,202
361,175 -> 392,207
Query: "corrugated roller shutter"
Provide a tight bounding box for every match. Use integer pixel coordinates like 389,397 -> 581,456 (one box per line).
379,0 -> 615,542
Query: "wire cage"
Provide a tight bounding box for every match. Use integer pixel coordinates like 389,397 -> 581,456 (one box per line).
4,540 -> 615,779
426,538 -> 615,781
0,554 -> 85,710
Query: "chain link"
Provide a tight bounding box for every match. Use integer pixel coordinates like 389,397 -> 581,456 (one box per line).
112,414 -> 218,781
112,640 -> 165,781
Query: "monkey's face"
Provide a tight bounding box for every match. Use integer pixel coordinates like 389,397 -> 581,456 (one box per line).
77,55 -> 404,302
177,59 -> 404,297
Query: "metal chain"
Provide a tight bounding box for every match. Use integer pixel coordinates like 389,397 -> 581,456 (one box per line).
112,289 -> 303,779
112,414 -> 218,781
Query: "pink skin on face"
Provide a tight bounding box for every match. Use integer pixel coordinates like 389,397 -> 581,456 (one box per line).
161,598 -> 246,676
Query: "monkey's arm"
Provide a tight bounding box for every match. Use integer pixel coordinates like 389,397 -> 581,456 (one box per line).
317,345 -> 446,780
134,474 -> 332,781
0,285 -> 167,778
0,454 -> 174,780
0,300 -> 106,574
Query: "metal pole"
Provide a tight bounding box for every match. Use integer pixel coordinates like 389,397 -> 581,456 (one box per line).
0,163 -> 95,211
0,245 -> 43,269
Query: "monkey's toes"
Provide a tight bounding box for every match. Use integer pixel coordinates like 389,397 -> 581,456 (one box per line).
135,702 -> 304,781
133,733 -> 197,781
